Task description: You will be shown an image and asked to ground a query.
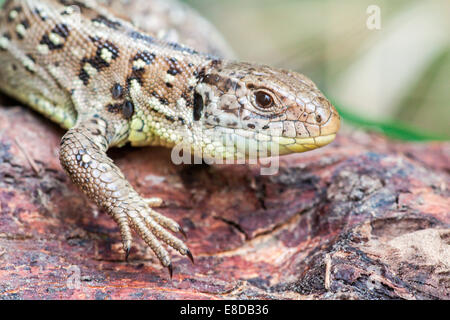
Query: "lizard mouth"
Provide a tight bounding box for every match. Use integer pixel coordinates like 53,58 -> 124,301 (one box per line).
248,133 -> 337,157
277,134 -> 337,154
209,130 -> 337,159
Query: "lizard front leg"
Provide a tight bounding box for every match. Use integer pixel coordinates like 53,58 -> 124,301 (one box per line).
59,116 -> 192,276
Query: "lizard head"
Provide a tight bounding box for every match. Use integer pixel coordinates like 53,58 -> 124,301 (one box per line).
192,61 -> 340,159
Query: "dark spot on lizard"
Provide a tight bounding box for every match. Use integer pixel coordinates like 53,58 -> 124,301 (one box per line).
107,103 -> 121,114
39,24 -> 70,50
129,31 -> 155,44
40,34 -> 59,50
111,83 -> 123,100
2,32 -> 11,40
52,23 -> 70,38
166,82 -> 173,88
262,125 -> 270,130
78,68 -> 90,85
122,101 -> 134,119
196,67 -> 207,80
84,39 -> 120,72
89,35 -> 99,43
20,18 -> 30,29
107,101 -> 134,119
167,68 -> 179,76
165,115 -> 175,122
78,39 -> 119,84
95,40 -> 119,66
92,15 -> 121,29
15,19 -> 30,39
247,123 -> 256,129
75,149 -> 87,164
58,0 -> 87,10
181,92 -> 190,102
167,41 -> 198,55
60,7 -> 72,15
222,78 -> 238,92
132,51 -> 156,69
203,74 -> 220,85
210,59 -> 222,68
166,57 -> 182,75
193,93 -> 203,121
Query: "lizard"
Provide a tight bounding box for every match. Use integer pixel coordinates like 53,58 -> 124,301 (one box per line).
0,0 -> 340,276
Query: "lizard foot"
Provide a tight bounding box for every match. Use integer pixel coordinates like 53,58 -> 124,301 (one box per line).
112,198 -> 194,271
60,119 -> 193,277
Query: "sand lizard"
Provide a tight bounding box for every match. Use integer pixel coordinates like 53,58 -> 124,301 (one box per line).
0,0 -> 340,275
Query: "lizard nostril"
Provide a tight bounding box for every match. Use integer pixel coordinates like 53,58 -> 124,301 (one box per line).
315,114 -> 322,123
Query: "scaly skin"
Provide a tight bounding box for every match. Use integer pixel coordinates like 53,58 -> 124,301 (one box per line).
0,0 -> 340,275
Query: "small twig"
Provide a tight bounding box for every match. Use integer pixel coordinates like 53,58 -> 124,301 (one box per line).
14,137 -> 41,175
324,253 -> 332,291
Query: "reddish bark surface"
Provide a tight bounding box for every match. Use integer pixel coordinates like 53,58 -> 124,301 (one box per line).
0,100 -> 449,300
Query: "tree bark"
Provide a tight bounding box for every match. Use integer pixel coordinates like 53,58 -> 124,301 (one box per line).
0,100 -> 449,300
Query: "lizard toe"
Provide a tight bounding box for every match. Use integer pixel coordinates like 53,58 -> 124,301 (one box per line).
140,208 -> 191,258
144,197 -> 164,208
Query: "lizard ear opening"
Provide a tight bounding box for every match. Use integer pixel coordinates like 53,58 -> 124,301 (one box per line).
193,92 -> 203,121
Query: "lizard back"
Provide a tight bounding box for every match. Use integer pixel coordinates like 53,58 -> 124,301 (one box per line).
0,0 -> 218,147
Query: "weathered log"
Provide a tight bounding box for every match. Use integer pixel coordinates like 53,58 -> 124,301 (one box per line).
0,100 -> 448,299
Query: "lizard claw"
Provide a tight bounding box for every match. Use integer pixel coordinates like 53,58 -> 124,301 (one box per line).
109,194 -> 192,274
125,246 -> 131,262
178,226 -> 187,239
186,249 -> 195,264
167,263 -> 173,279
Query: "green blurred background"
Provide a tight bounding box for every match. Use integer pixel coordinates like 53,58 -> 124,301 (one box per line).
183,0 -> 449,141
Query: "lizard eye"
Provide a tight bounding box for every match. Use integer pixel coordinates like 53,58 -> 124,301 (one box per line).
254,90 -> 274,109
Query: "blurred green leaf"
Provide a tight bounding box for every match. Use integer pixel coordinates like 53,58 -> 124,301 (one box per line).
334,102 -> 449,142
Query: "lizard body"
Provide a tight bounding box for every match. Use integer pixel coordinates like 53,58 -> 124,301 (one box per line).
0,0 -> 340,274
